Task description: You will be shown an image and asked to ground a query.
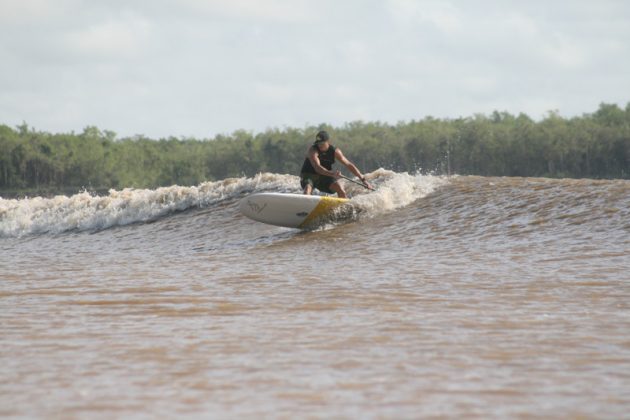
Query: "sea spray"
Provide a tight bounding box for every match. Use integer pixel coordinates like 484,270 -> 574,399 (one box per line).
0,173 -> 299,237
353,169 -> 449,217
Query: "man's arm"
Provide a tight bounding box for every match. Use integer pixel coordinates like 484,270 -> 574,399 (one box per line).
335,148 -> 366,181
308,148 -> 339,177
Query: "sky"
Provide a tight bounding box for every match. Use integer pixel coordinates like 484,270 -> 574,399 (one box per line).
1,0 -> 629,139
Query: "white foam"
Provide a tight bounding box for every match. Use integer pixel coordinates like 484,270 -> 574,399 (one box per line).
0,173 -> 299,237
353,169 -> 449,216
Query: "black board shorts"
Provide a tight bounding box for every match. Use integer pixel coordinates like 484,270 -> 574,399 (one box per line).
300,173 -> 336,194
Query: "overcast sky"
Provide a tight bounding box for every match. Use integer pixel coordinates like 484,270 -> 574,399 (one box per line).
1,0 -> 629,138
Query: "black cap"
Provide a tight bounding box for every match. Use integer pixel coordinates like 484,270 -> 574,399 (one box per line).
315,130 -> 329,143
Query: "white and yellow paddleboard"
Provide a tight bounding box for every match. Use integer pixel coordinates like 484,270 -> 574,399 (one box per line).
239,193 -> 350,229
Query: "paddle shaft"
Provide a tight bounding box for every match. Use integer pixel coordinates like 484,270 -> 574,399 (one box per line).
338,174 -> 375,191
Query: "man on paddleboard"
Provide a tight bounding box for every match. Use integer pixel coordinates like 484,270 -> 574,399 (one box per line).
300,130 -> 372,198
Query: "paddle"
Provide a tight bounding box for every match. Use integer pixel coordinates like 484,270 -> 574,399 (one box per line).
338,174 -> 376,191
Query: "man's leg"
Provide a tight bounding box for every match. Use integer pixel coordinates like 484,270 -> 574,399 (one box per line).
329,181 -> 347,198
301,176 -> 314,195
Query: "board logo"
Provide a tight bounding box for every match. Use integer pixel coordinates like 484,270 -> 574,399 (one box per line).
296,212 -> 308,217
247,201 -> 267,214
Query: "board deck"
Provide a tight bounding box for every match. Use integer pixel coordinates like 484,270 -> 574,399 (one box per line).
239,193 -> 350,229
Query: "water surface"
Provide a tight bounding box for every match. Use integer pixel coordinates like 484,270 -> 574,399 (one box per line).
2,173 -> 629,418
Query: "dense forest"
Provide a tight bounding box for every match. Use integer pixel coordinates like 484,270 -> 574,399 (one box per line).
1,102 -> 629,196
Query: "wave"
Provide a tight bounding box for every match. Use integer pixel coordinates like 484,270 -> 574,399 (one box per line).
3,173 -> 627,240
0,171 -> 446,237
0,173 -> 295,237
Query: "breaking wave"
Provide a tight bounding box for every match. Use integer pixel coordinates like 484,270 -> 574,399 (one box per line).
0,170 -> 447,237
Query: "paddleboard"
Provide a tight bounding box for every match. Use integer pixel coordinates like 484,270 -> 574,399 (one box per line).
239,193 -> 350,229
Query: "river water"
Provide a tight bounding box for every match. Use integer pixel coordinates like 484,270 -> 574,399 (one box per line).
1,172 -> 629,418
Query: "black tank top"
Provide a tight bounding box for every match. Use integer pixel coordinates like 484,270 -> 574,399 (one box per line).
301,144 -> 336,174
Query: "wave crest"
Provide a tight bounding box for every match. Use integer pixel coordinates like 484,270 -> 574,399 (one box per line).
0,173 -> 298,237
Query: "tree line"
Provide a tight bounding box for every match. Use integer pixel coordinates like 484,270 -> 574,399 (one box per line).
1,102 -> 629,196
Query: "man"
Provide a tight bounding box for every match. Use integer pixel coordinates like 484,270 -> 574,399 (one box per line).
300,130 -> 372,198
